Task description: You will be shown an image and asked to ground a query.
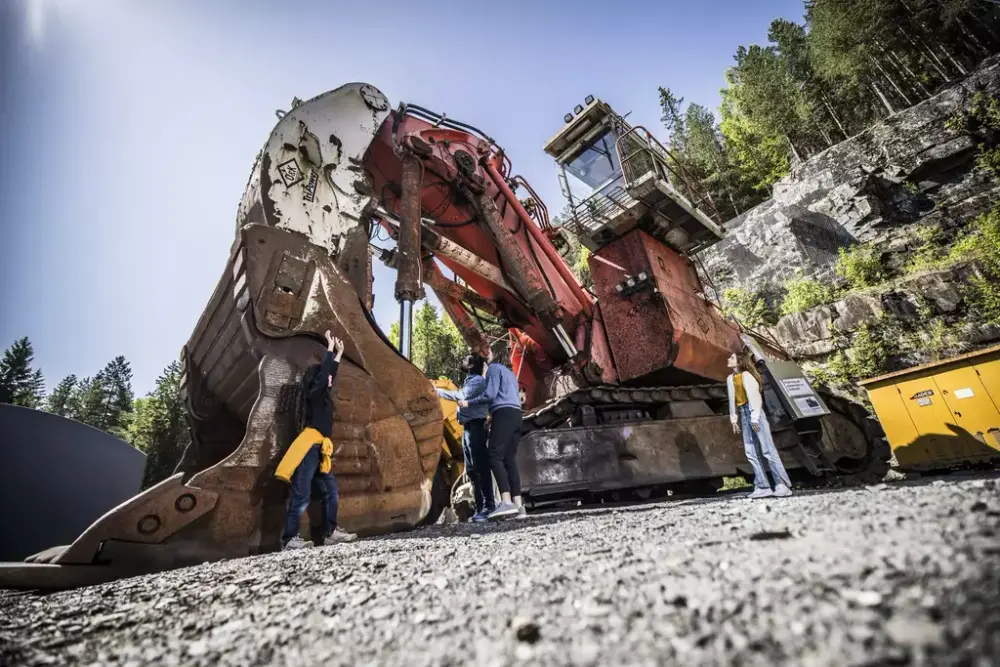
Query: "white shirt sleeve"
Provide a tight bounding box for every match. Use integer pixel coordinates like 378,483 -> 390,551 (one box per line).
743,372 -> 764,425
727,374 -> 737,425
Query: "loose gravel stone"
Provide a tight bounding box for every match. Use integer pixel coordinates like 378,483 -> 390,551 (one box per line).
1,474 -> 999,666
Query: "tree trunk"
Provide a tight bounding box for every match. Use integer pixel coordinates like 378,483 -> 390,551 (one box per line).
899,0 -> 968,77
896,2 -> 954,79
900,28 -> 950,80
937,41 -> 968,75
963,9 -> 1000,47
955,15 -> 990,56
886,48 -> 931,98
877,46 -> 922,101
820,92 -> 850,139
872,81 -> 896,115
788,134 -> 803,162
872,57 -> 913,107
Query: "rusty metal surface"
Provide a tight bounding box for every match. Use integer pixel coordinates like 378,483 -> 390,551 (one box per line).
470,189 -> 560,327
590,229 -> 740,385
0,224 -> 442,590
518,416 -> 757,494
423,260 -> 489,356
395,155 -> 426,303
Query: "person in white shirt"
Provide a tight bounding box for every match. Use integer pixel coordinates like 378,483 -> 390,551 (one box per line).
726,352 -> 793,499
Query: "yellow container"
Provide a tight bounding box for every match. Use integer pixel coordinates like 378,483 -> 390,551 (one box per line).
859,344 -> 1000,470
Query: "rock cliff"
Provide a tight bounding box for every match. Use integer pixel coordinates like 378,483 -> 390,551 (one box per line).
699,55 -> 1000,384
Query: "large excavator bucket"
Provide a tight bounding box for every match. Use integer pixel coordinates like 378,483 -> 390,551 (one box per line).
0,84 -> 444,591
0,225 -> 442,590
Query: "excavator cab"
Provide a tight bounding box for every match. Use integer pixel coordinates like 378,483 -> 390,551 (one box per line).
543,96 -> 726,255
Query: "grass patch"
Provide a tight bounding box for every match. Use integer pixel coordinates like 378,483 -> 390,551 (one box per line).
723,287 -> 776,328
903,224 -> 951,275
835,243 -> 885,289
781,274 -> 837,315
720,476 -> 751,491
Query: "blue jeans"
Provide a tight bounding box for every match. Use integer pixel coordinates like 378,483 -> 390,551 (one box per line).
462,418 -> 494,513
739,403 -> 791,489
281,443 -> 339,544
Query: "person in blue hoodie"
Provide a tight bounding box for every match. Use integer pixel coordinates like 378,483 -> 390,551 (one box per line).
436,354 -> 495,522
460,346 -> 526,521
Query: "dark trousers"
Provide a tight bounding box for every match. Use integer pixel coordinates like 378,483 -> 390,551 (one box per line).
462,418 -> 494,513
487,408 -> 523,496
281,444 -> 339,544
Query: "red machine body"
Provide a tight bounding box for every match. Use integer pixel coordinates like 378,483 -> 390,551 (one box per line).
364,108 -> 739,408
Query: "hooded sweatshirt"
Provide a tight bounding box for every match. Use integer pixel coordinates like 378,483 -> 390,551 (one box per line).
464,362 -> 521,413
306,350 -> 340,437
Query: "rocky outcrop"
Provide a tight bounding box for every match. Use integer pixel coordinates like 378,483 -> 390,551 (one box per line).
698,56 -> 1000,382
701,56 -> 1000,293
766,265 -> 998,368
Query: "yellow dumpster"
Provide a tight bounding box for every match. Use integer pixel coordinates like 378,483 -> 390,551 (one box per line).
859,343 -> 1000,470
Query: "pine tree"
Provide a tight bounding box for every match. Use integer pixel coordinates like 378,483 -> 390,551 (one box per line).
387,302 -> 468,383
73,373 -> 109,429
103,356 -> 134,438
20,369 -> 46,409
0,337 -> 45,408
68,357 -> 134,436
46,375 -> 78,417
132,361 -> 190,489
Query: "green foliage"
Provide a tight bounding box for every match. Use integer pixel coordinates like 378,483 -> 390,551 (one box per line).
808,322 -> 890,388
573,245 -> 592,290
722,287 -> 775,328
556,223 -> 593,290
781,275 -> 836,315
956,92 -> 1000,178
849,323 -> 889,380
129,361 -> 190,490
390,301 -> 467,384
45,375 -> 78,416
720,476 -> 751,491
71,356 -> 135,439
964,275 -> 1000,324
0,337 -> 45,408
903,223 -> 950,275
693,0 -> 1000,203
835,243 -> 885,289
949,204 -> 1000,274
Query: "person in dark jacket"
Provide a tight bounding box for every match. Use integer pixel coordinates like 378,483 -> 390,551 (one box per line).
275,330 -> 358,550
436,353 -> 494,522
460,347 -> 526,521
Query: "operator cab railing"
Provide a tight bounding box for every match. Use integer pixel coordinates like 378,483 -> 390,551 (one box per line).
544,97 -> 727,255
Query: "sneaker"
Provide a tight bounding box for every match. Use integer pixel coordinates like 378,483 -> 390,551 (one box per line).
282,535 -> 313,551
515,506 -> 529,520
772,484 -> 793,498
326,528 -> 358,543
471,510 -> 489,523
487,502 -> 519,520
748,487 -> 774,500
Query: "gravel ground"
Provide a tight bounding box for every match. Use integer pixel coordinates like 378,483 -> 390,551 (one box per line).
2,473 -> 999,667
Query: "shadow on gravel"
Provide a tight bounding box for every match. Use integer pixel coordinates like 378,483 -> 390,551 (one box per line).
379,469 -> 1000,543
371,511 -> 591,542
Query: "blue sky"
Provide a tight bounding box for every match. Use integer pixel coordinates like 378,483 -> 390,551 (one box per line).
0,0 -> 805,396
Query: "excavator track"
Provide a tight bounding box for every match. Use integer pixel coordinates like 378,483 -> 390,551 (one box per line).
523,383 -> 731,431
518,383 -> 891,500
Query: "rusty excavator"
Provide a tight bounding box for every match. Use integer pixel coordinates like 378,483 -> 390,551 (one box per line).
0,84 -> 891,591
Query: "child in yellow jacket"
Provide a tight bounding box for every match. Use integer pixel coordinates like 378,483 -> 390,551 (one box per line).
276,330 -> 358,550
